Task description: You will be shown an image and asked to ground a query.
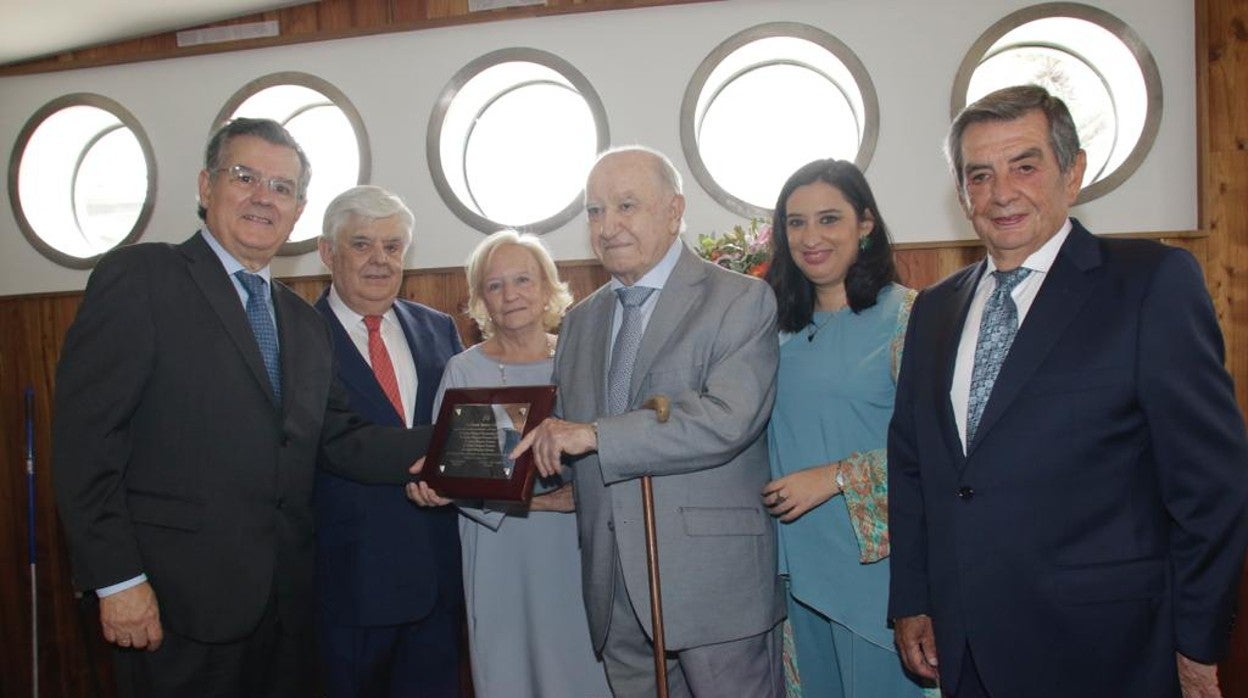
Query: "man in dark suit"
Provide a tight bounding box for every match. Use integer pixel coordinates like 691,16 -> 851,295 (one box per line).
314,185 -> 463,696
52,119 -> 428,697
888,85 -> 1248,697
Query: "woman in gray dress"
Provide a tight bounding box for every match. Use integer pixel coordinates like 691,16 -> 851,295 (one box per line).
408,230 -> 610,698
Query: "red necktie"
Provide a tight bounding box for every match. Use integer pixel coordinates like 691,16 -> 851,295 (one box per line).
364,315 -> 405,422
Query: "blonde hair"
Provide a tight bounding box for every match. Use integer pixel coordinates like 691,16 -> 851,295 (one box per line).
465,230 -> 572,338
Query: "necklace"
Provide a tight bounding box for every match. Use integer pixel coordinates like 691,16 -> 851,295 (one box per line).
807,315 -> 835,342
493,334 -> 557,384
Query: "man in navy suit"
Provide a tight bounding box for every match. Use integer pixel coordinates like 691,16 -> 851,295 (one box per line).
888,85 -> 1248,697
314,185 -> 464,697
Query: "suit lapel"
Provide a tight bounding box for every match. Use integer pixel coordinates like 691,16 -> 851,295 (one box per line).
630,247 -> 704,404
181,233 -> 279,408
394,302 -> 438,426
584,286 -> 616,416
966,222 -> 1103,457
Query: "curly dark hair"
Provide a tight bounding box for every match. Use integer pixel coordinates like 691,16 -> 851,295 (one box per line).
764,159 -> 898,334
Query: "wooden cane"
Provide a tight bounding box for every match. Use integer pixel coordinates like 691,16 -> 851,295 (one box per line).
639,395 -> 671,698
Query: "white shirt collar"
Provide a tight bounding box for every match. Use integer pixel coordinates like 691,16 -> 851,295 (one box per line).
609,236 -> 684,292
200,228 -> 272,283
327,285 -> 395,327
984,218 -> 1072,276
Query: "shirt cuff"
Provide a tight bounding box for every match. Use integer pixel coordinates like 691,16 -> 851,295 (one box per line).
97,574 -> 147,598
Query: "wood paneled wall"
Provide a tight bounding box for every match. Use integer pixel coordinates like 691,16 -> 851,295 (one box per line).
0,0 -> 718,76
1186,0 -> 1248,693
1,1 -> 1246,697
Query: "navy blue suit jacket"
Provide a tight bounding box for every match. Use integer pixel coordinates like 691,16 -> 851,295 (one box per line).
888,221 -> 1248,697
314,292 -> 464,626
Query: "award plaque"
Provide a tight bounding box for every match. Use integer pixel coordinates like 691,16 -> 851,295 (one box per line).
422,384 -> 557,501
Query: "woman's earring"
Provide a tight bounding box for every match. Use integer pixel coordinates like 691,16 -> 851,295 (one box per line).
858,235 -> 872,252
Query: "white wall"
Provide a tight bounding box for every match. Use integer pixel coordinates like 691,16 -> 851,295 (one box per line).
0,0 -> 1196,296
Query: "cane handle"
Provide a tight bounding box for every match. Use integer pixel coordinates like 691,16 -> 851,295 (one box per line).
641,395 -> 670,424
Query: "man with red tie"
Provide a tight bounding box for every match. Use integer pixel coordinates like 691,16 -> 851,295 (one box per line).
315,185 -> 464,697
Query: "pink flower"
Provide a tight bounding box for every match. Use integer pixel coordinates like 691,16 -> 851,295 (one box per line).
756,224 -> 772,246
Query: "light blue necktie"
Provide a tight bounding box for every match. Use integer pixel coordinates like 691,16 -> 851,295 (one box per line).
966,267 -> 1030,443
235,271 -> 282,404
607,286 -> 656,415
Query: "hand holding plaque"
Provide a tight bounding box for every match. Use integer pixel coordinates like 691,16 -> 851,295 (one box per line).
421,385 -> 557,501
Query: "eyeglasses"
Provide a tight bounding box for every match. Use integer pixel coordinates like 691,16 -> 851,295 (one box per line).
216,164 -> 300,200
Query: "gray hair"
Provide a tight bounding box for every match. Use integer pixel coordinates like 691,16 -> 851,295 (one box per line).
199,117 -> 311,221
465,229 -> 572,338
588,145 -> 686,232
321,185 -> 415,249
946,84 -> 1081,188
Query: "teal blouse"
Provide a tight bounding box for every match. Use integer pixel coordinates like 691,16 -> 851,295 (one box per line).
768,283 -> 915,650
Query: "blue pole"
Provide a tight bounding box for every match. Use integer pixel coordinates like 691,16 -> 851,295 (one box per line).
26,387 -> 38,698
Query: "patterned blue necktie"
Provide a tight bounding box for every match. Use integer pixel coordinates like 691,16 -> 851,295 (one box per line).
235,271 -> 282,404
607,286 -> 656,415
966,267 -> 1031,443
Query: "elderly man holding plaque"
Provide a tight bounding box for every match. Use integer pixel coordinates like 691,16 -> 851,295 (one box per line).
513,147 -> 785,697
408,230 -> 609,697
314,185 -> 464,697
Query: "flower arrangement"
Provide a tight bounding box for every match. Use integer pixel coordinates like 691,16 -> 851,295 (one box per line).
695,218 -> 772,279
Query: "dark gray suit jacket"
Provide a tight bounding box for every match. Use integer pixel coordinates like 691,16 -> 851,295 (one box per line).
53,232 -> 427,643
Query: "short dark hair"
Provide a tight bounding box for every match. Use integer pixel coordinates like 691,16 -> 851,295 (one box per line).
947,84 -> 1081,188
197,117 -> 311,221
764,159 -> 898,334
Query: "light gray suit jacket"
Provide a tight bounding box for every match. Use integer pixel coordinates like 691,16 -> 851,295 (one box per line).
555,245 -> 785,651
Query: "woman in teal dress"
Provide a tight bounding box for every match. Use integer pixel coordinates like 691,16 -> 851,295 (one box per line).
762,160 -> 930,697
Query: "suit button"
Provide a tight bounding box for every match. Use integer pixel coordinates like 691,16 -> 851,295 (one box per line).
281,435 -> 291,447
276,498 -> 284,509
607,519 -> 615,531
957,486 -> 975,501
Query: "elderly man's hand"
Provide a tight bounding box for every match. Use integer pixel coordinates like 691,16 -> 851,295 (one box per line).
894,614 -> 939,681
510,417 -> 596,478
1177,653 -> 1221,697
100,581 -> 163,651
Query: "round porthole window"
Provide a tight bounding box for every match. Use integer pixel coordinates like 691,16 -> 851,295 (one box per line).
9,94 -> 156,268
428,48 -> 609,234
214,72 -> 370,255
681,22 -> 879,219
952,3 -> 1162,203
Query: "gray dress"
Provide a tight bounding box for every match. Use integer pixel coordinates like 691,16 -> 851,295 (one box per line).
433,345 -> 610,698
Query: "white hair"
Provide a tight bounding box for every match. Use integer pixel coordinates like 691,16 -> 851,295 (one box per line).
321,185 -> 414,248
